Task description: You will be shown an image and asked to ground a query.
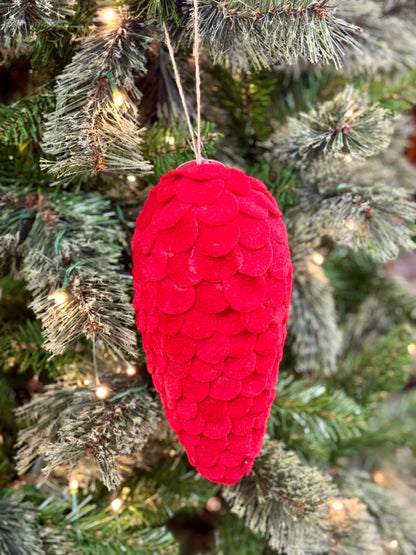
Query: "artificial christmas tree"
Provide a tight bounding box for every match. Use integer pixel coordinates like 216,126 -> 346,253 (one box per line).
1,0 -> 416,553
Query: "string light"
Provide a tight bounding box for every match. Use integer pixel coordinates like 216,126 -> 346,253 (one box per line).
165,135 -> 175,146
111,498 -> 123,511
331,500 -> 344,511
345,218 -> 356,231
206,497 -> 222,512
372,470 -> 385,484
389,540 -> 399,549
48,290 -> 69,306
113,92 -> 124,107
69,479 -> 79,493
407,343 -> 416,354
69,478 -> 79,511
311,252 -> 324,265
127,175 -> 136,183
343,154 -> 353,163
95,385 -> 109,399
126,365 -> 136,376
102,8 -> 116,22
83,379 -> 90,386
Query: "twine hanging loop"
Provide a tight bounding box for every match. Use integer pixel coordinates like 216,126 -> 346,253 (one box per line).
161,0 -> 203,164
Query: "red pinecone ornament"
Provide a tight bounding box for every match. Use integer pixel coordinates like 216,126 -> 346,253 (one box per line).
132,161 -> 292,485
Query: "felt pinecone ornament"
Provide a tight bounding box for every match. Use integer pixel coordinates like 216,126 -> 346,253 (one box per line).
132,161 -> 292,485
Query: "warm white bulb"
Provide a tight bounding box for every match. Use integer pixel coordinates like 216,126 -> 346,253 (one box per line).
127,175 -> 136,183
111,498 -> 123,511
48,290 -> 68,306
373,471 -> 385,484
206,497 -> 222,512
126,366 -> 136,376
389,540 -> 399,549
345,219 -> 356,231
69,479 -> 79,491
96,386 -> 109,399
331,500 -> 344,511
83,379 -> 90,386
311,252 -> 324,266
113,92 -> 124,107
102,8 -> 116,21
407,343 -> 416,355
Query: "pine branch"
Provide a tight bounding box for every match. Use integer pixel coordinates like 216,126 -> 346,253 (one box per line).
130,0 -> 180,22
29,21 -> 73,70
362,69 -> 416,113
325,297 -> 416,455
0,486 -> 179,555
337,185 -> 413,261
210,67 -> 280,148
334,157 -> 415,263
378,275 -> 416,326
139,47 -> 195,125
0,491 -> 45,555
0,187 -> 32,272
348,118 -> 416,193
15,364 -> 161,490
39,526 -> 82,555
288,178 -> 415,264
71,527 -> 178,555
180,0 -> 360,72
121,458 -> 214,528
337,470 -> 416,553
41,13 -> 152,181
144,120 -> 219,183
338,294 -> 394,352
14,191 -> 137,358
269,373 -> 365,456
248,162 -> 297,212
337,1 -> 416,74
0,376 -> 17,480
339,391 -> 416,457
39,527 -> 79,555
212,67 -> 335,162
288,265 -> 341,374
325,250 -> 416,326
381,0 -> 416,15
0,146 -> 53,191
217,512 -> 267,554
0,87 -> 54,147
36,488 -> 177,554
222,440 -> 337,554
40,488 -> 178,554
337,321 -> 413,406
312,496 -> 381,555
264,86 -> 393,165
0,0 -> 74,52
0,319 -> 75,377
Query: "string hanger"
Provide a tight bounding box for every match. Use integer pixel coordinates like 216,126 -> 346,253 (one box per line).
161,0 -> 203,164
